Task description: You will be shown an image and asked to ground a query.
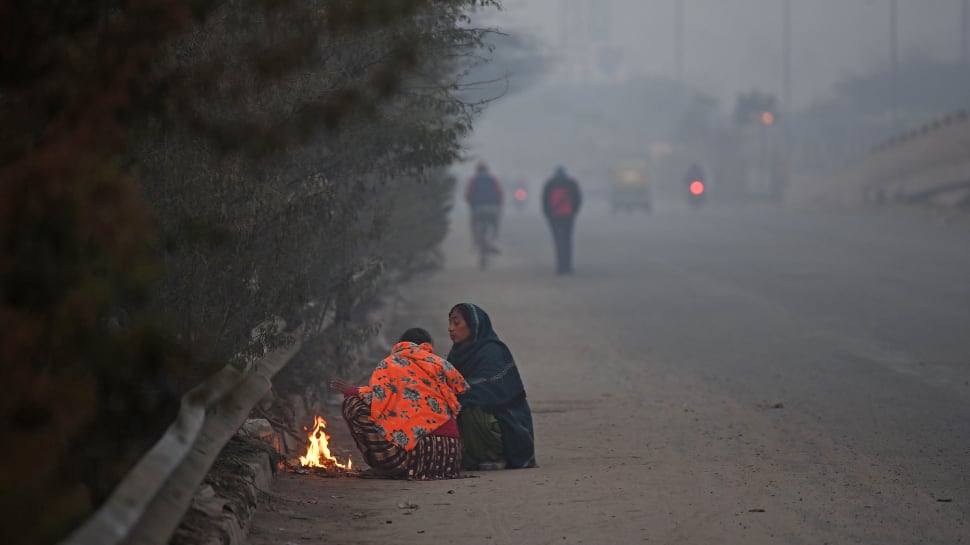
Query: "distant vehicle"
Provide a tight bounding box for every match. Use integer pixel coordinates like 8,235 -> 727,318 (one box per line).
687,178 -> 706,207
684,162 -> 707,208
511,180 -> 529,211
610,164 -> 651,213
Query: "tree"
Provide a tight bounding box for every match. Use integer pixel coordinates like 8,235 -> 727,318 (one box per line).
0,2 -> 500,543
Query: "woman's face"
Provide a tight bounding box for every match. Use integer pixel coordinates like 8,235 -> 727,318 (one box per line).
448,309 -> 471,344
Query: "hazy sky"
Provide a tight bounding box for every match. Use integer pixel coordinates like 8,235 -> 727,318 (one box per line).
483,0 -> 965,109
458,1 -> 967,186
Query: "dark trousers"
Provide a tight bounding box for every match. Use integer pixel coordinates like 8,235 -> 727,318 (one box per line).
547,216 -> 575,273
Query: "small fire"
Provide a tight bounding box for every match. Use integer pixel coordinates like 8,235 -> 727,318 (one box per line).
299,416 -> 353,470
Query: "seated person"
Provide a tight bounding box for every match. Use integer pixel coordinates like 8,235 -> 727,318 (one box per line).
447,303 -> 537,470
330,327 -> 469,480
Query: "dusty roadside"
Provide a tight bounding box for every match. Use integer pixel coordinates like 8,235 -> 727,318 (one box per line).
245,362 -> 958,545
242,207 -> 965,545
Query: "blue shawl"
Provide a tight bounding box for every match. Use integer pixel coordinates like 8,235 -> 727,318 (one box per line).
447,303 -> 536,468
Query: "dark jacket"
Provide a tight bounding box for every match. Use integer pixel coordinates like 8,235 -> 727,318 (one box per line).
542,170 -> 582,218
466,172 -> 504,207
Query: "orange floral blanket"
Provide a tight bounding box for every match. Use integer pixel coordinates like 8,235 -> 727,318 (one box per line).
358,341 -> 468,451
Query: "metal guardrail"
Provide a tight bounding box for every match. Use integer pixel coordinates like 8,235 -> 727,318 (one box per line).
59,259 -> 390,545
59,338 -> 303,545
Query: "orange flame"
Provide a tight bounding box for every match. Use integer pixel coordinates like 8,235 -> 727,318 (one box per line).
299,416 -> 353,470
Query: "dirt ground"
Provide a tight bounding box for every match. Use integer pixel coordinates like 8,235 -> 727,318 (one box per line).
246,371 -> 957,545
245,207 -> 965,545
246,383 -> 813,545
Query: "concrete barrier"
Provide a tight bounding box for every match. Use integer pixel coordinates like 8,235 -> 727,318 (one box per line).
59,337 -> 303,545
60,281 -> 407,545
788,110 -> 970,209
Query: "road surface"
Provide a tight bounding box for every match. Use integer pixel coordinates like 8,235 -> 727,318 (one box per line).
247,200 -> 970,545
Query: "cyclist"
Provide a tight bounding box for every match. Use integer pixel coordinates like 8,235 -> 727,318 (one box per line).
464,161 -> 504,260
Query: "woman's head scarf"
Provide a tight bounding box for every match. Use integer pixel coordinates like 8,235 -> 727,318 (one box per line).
446,304 -> 537,468
446,303 -> 525,408
447,302 -> 508,360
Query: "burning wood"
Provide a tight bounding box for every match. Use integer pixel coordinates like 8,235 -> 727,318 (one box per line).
298,415 -> 353,471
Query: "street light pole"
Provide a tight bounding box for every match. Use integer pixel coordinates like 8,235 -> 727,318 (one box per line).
890,0 -> 898,130
783,0 -> 792,156
675,0 -> 685,85
784,0 -> 792,113
962,0 -> 968,65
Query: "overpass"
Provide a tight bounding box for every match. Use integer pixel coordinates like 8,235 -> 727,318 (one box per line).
789,109 -> 970,209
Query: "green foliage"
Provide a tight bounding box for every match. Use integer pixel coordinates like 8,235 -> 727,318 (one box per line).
0,1 -> 499,543
456,26 -> 549,103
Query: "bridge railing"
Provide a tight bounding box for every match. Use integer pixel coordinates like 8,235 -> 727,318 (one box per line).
788,109 -> 970,208
865,110 -> 970,205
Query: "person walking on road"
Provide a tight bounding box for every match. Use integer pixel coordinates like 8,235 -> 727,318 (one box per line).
330,328 -> 469,480
447,303 -> 537,470
465,160 -> 504,255
542,165 -> 582,275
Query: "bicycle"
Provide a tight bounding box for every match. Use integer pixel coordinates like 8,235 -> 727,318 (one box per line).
470,205 -> 501,270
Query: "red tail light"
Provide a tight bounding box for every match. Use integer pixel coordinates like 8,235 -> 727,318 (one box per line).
514,188 -> 528,201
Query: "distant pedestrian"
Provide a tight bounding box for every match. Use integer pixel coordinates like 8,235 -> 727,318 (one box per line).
541,166 -> 582,275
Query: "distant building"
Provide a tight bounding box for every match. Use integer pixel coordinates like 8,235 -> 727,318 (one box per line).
557,0 -> 627,84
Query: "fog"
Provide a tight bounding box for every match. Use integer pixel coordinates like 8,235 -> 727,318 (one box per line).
457,0 -> 970,205
491,0 -> 964,107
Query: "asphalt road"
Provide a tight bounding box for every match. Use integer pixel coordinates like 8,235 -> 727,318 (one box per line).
248,199 -> 969,545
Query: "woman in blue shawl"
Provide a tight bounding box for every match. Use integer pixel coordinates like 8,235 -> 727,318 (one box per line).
447,303 -> 537,470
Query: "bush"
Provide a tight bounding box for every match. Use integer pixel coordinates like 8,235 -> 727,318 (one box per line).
0,2 -> 498,543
